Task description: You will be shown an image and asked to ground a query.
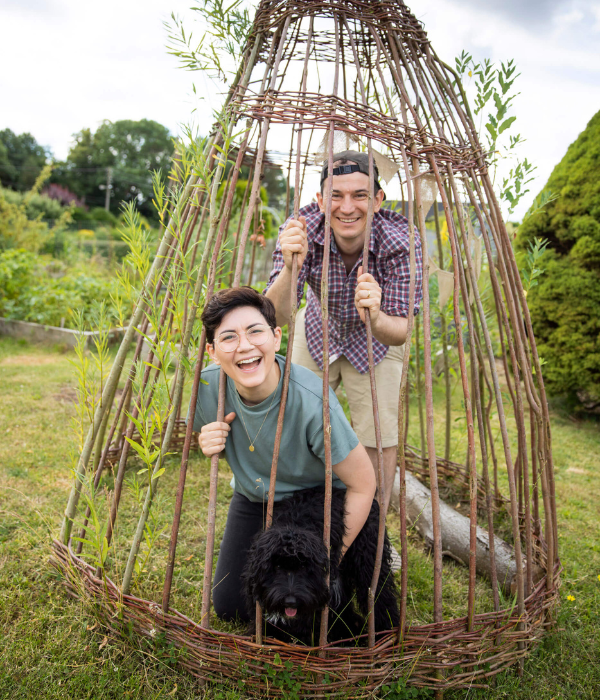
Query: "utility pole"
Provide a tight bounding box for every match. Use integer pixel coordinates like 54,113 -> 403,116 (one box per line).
104,167 -> 113,211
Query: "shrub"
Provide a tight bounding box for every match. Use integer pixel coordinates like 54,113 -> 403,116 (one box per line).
0,192 -> 50,252
89,207 -> 118,226
71,206 -> 93,223
41,183 -> 86,209
0,186 -> 65,222
0,248 -> 128,328
0,166 -> 74,255
517,110 -> 600,409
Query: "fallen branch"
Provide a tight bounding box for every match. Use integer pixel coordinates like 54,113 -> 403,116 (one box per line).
392,470 -> 543,595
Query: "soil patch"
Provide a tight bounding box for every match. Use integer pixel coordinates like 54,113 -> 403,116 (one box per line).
52,386 -> 78,403
52,386 -> 123,404
0,355 -> 60,367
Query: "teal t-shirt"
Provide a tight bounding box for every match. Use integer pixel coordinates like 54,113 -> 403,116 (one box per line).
190,355 -> 359,502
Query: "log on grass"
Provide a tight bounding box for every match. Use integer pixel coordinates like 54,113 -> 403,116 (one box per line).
392,470 -> 543,595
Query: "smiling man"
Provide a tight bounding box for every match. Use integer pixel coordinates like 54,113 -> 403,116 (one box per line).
191,286 -> 376,622
265,150 -> 423,519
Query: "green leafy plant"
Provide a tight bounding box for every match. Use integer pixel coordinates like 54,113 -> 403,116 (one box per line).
67,305 -> 115,579
454,51 -> 535,217
379,677 -> 434,699
521,237 -> 550,294
71,477 -> 110,573
132,493 -> 169,587
262,655 -> 304,700
68,305 -> 112,450
500,157 -> 536,217
166,0 -> 253,84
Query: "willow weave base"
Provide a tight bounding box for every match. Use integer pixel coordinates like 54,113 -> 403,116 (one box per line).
51,540 -> 559,696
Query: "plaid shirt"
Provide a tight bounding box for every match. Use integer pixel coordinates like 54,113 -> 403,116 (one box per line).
266,202 -> 423,374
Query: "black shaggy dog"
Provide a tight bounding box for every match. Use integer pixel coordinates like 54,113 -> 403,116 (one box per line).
242,486 -> 399,645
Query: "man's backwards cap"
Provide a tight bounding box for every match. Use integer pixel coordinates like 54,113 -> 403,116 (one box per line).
320,150 -> 381,191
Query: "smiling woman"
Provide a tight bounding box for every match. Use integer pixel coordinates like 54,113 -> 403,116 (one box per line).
201,287 -> 283,405
189,286 -> 376,624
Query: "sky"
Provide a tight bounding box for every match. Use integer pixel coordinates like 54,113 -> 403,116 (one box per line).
1,0 -> 599,220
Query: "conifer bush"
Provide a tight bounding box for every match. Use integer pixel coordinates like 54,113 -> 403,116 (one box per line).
517,110 -> 600,411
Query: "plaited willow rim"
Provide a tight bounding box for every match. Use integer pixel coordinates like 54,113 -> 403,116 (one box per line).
51,539 -> 560,695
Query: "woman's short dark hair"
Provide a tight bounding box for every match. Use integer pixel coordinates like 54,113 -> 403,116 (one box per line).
201,287 -> 277,344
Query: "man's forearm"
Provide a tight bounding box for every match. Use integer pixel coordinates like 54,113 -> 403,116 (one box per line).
370,312 -> 407,346
265,268 -> 295,327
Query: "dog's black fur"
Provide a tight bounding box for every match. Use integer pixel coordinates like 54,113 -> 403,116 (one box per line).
242,486 -> 399,645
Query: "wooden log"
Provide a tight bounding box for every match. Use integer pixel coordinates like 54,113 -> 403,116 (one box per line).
391,470 -> 542,595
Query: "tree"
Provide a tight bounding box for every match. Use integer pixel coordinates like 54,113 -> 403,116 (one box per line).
260,165 -> 289,212
53,119 -> 174,220
0,129 -> 49,192
516,110 -> 600,411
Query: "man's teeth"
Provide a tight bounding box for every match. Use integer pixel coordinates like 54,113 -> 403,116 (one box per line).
339,217 -> 359,222
238,357 -> 260,365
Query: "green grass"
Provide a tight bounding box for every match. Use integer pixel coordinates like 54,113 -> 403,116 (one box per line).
0,337 -> 599,699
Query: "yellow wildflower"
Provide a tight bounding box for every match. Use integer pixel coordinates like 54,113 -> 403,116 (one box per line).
567,595 -> 575,602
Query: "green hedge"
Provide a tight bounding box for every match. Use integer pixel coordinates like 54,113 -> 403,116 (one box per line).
517,110 -> 600,409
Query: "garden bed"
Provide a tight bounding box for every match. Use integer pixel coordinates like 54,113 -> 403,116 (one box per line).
0,317 -> 125,350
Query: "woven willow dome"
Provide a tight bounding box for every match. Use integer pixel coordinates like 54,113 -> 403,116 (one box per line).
53,0 -> 560,695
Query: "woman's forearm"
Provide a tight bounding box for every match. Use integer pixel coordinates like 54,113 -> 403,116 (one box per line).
341,488 -> 375,557
332,443 -> 377,558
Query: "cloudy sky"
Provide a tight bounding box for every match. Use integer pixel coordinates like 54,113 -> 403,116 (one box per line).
1,0 -> 599,219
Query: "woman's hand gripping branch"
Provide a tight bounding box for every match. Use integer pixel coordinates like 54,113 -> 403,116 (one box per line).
198,412 -> 236,457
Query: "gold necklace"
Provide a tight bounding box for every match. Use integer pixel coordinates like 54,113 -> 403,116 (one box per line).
234,388 -> 278,452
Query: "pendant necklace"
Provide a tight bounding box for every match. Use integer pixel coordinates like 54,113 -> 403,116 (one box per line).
235,388 -> 278,452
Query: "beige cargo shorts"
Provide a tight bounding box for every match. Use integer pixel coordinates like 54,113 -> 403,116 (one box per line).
291,307 -> 404,448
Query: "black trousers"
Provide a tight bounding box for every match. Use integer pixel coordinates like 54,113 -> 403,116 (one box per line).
213,491 -> 279,622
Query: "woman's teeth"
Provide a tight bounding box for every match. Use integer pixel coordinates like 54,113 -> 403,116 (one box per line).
237,357 -> 261,368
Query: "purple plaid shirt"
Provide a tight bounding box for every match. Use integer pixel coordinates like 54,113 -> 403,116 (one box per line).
266,202 -> 423,374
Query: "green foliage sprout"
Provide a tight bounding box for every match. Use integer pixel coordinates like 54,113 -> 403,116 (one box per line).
454,51 -> 539,218
521,237 -> 550,294
166,0 -> 253,84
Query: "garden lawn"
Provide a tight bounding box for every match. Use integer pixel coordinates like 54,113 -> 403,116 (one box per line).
0,337 -> 599,700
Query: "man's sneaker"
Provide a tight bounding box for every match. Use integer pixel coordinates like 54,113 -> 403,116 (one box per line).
390,545 -> 402,573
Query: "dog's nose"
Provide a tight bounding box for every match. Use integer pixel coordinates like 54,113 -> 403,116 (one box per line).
284,596 -> 297,607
